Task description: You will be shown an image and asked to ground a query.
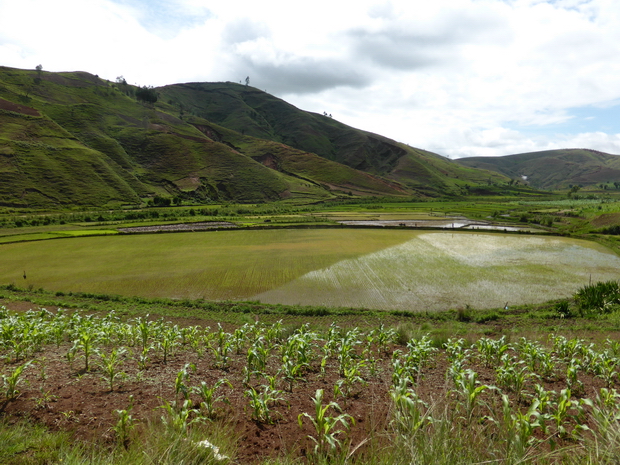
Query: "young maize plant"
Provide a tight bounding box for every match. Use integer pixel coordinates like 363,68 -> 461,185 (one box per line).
113,396 -> 135,448
2,360 -> 32,400
298,389 -> 354,458
596,354 -> 620,388
247,337 -> 270,375
334,360 -> 367,400
495,394 -> 542,461
366,324 -> 396,356
495,354 -> 533,402
391,356 -> 417,387
265,319 -> 283,346
336,329 -> 362,376
476,335 -> 510,368
158,326 -> 180,364
279,354 -> 307,392
584,387 -> 620,444
451,368 -> 494,423
390,380 -> 431,437
209,324 -> 233,369
71,328 -> 99,372
551,335 -> 587,362
402,335 -> 437,383
443,337 -> 471,364
179,325 -> 199,347
193,379 -> 232,420
566,358 -> 584,395
245,384 -> 284,424
282,332 -> 315,368
550,388 -> 576,441
174,363 -> 195,403
98,347 -> 127,392
159,398 -> 201,434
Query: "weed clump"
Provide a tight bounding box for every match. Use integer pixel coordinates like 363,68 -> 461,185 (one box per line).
575,280 -> 620,316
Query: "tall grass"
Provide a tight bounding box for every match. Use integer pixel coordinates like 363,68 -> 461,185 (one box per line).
0,418 -> 237,465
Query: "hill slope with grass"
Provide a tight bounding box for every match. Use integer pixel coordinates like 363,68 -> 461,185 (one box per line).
158,81 -> 508,196
0,66 -> 507,207
455,149 -> 620,190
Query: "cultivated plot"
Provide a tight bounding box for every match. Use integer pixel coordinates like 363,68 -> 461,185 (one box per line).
253,232 -> 620,311
0,230 -> 618,311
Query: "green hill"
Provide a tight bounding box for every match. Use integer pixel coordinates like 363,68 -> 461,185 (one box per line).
0,66 -> 508,207
455,149 -> 620,190
158,82 -> 508,196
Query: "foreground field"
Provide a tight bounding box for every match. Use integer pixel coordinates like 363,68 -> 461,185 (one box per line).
2,302 -> 620,464
1,230 -> 619,311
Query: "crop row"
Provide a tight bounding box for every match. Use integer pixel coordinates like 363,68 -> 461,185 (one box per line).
2,307 -> 620,463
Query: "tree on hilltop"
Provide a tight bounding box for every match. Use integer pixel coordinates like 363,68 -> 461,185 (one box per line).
136,85 -> 158,104
34,64 -> 43,85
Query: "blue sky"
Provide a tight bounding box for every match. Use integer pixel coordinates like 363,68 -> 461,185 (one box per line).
1,0 -> 620,159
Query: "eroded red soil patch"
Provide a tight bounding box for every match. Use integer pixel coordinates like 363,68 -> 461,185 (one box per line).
0,98 -> 41,117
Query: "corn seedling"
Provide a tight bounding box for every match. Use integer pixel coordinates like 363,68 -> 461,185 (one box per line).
193,379 -> 232,420
71,329 -> 98,372
279,354 -> 307,392
158,326 -> 180,364
452,369 -> 494,422
98,347 -> 127,391
113,396 -> 135,448
33,387 -> 58,409
209,324 -> 232,369
476,335 -> 510,368
443,337 -> 470,363
247,337 -> 270,374
390,380 -> 430,437
566,358 -> 584,395
497,394 -> 542,461
334,361 -> 366,400
298,388 -> 354,459
174,363 -> 195,402
495,355 -> 533,401
2,360 -> 32,400
245,384 -> 284,423
160,398 -> 201,434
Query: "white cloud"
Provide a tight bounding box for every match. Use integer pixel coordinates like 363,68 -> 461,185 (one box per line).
1,0 -> 620,157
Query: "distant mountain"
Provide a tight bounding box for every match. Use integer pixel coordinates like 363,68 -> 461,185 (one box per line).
0,65 -> 507,207
455,149 -> 620,190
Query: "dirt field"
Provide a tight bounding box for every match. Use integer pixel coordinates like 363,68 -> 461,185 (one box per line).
1,301 -> 617,463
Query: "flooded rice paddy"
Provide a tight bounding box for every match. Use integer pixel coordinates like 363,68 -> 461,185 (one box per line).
1,230 -> 618,311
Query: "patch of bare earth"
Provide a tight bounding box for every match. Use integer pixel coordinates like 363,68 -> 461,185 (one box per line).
0,98 -> 41,117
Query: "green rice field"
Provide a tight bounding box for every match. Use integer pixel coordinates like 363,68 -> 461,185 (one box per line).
1,229 -> 619,311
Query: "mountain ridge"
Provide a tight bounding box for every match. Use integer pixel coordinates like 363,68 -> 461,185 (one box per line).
455,149 -> 620,190
0,65 -> 508,207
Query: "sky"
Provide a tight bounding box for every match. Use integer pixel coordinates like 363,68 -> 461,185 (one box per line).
1,0 -> 620,159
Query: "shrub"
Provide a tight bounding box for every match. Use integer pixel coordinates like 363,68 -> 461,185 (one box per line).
575,280 -> 620,316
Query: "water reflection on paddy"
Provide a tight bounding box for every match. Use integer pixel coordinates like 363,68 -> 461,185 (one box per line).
254,232 -> 620,311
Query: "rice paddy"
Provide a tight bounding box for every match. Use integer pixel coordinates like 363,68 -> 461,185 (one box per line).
0,229 -> 618,311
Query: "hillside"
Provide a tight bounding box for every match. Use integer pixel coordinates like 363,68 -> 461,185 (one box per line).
0,65 -> 506,207
455,149 -> 620,190
158,82 -> 508,196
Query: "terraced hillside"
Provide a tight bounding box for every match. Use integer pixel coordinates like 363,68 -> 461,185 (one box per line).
159,82 -> 507,196
0,66 -> 506,207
